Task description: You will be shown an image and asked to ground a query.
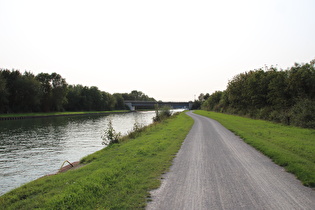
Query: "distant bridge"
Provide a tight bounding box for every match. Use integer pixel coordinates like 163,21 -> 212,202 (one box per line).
124,100 -> 193,111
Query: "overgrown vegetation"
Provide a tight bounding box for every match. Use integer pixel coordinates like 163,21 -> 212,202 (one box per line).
102,106 -> 174,145
101,119 -> 122,145
0,112 -> 193,209
194,110 -> 315,187
0,69 -> 155,113
125,121 -> 146,140
197,59 -> 315,128
153,105 -> 172,122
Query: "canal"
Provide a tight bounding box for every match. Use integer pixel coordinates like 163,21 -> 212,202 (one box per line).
0,111 -> 158,195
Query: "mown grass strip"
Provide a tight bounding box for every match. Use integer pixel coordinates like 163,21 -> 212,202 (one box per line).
194,110 -> 315,187
0,112 -> 194,209
0,110 -> 128,119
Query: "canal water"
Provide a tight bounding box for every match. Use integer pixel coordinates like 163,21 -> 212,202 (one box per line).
0,111 -> 159,195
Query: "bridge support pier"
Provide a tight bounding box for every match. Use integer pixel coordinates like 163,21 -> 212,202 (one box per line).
125,102 -> 135,111
189,102 -> 193,110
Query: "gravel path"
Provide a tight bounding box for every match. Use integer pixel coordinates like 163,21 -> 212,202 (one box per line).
147,111 -> 315,210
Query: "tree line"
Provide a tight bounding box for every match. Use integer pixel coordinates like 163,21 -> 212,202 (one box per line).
198,60 -> 315,128
0,69 -> 155,113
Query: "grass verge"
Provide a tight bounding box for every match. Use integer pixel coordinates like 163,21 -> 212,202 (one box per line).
194,110 -> 315,187
0,110 -> 128,118
0,112 -> 194,209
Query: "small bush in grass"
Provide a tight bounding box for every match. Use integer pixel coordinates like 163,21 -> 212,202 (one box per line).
126,121 -> 145,139
102,119 -> 121,145
153,105 -> 172,122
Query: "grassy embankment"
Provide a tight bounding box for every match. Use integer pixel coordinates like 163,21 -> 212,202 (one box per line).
0,112 -> 194,209
0,110 -> 129,119
194,110 -> 315,187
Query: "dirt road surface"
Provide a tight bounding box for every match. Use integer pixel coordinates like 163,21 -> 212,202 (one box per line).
147,111 -> 315,210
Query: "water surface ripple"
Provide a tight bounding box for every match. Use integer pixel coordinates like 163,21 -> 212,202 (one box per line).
0,111 -> 156,195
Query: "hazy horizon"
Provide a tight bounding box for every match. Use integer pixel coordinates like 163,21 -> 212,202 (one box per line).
1,0 -> 314,101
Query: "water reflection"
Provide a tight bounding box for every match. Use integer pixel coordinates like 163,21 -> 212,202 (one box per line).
0,111 -> 157,195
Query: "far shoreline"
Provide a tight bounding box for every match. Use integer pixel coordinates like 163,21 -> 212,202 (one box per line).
0,110 -> 131,121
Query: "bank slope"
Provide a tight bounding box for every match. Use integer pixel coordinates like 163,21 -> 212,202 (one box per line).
0,112 -> 194,209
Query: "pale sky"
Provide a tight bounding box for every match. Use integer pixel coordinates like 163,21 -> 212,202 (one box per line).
1,0 -> 314,101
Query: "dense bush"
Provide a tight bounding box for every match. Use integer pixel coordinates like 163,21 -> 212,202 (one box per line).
201,60 -> 315,128
290,99 -> 315,128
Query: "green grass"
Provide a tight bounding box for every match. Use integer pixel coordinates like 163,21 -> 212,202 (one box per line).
0,110 -> 128,118
0,112 -> 194,209
194,110 -> 315,187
